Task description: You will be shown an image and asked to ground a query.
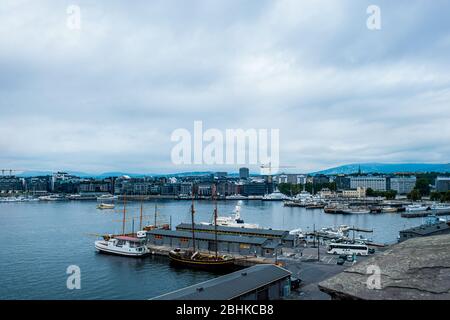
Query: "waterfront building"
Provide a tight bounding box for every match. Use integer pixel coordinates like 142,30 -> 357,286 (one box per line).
342,187 -> 366,198
239,167 -> 249,180
241,182 -> 266,196
197,183 -> 212,197
390,176 -> 417,195
350,176 -> 387,191
215,172 -> 227,179
0,175 -> 24,192
151,264 -> 292,300
318,188 -> 333,198
277,174 -> 306,185
79,178 -> 113,194
435,176 -> 450,192
312,175 -> 330,185
51,172 -> 79,192
24,176 -> 50,194
335,175 -> 350,191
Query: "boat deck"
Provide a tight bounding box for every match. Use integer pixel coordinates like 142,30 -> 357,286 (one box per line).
146,244 -> 276,267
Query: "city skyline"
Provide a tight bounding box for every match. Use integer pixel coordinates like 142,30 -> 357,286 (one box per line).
1,1 -> 450,173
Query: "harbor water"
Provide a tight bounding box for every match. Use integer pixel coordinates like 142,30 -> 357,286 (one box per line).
0,200 -> 428,299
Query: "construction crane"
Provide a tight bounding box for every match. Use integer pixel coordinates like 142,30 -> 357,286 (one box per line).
260,163 -> 296,183
1,169 -> 18,176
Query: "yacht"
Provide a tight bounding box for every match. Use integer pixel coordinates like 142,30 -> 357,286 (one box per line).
95,233 -> 149,257
262,191 -> 289,201
431,204 -> 450,211
96,194 -> 118,201
341,207 -> 371,214
226,195 -> 248,200
38,195 -> 67,201
405,204 -> 430,212
200,203 -> 259,229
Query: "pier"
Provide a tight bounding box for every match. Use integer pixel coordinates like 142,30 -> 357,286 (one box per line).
401,209 -> 450,218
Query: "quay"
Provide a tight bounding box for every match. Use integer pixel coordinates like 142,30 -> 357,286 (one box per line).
401,209 -> 450,218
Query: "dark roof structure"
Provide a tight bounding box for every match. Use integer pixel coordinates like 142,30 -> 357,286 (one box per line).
151,264 -> 291,300
176,223 -> 288,238
147,229 -> 268,245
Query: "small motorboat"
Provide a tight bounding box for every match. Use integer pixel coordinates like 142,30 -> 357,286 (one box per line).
97,203 -> 115,210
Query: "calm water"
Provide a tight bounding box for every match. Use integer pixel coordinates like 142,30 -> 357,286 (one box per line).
0,199 -> 424,300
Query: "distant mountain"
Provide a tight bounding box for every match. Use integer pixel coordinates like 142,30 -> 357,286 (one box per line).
312,163 -> 450,175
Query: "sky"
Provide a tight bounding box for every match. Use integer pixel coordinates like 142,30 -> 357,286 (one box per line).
1,0 -> 450,174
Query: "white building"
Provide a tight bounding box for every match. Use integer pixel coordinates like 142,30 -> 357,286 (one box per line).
342,187 -> 366,198
350,176 -> 387,191
390,176 -> 417,195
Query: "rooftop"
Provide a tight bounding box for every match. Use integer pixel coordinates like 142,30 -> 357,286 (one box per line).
147,229 -> 269,245
318,234 -> 450,300
151,264 -> 291,300
176,223 -> 288,237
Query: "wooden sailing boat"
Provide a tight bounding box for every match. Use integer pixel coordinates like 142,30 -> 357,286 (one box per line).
168,186 -> 235,270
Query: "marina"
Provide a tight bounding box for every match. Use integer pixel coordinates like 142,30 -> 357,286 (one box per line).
0,198 -> 435,299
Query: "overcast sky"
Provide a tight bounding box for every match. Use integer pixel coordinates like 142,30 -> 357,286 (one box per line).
1,0 -> 450,174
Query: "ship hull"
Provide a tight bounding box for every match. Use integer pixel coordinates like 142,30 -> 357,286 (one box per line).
168,252 -> 235,271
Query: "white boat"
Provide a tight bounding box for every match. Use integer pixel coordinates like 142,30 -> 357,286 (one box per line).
96,194 -> 118,201
405,204 -> 430,212
226,195 -> 248,200
200,203 -> 259,229
341,208 -> 371,214
382,206 -> 397,213
262,191 -> 290,201
431,204 -> 450,211
95,234 -> 149,257
293,191 -> 313,201
97,203 -> 115,210
38,195 -> 67,201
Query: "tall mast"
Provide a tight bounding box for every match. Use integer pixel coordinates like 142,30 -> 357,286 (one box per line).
122,194 -> 126,235
191,190 -> 196,252
139,201 -> 143,231
213,184 -> 218,259
154,201 -> 158,228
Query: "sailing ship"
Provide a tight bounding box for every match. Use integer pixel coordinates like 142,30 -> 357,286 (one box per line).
168,188 -> 235,270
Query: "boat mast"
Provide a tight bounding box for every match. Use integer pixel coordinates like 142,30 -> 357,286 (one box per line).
139,201 -> 143,231
122,194 -> 127,235
191,190 -> 196,252
154,201 -> 158,228
213,184 -> 218,259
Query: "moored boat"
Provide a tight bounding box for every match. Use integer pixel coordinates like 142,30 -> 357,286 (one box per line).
169,188 -> 235,271
95,234 -> 149,257
97,203 -> 115,210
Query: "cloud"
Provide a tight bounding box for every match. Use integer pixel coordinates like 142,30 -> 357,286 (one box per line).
0,0 -> 450,173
